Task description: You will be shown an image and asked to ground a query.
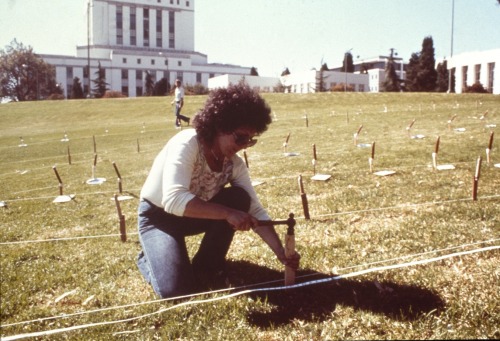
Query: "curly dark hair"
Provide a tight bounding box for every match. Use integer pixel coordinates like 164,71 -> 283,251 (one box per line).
193,83 -> 272,145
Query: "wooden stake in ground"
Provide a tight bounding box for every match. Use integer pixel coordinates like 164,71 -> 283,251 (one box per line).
93,135 -> 97,154
298,175 -> 310,220
112,162 -> 123,194
137,138 -> 140,153
406,119 -> 416,137
114,194 -> 127,242
243,150 -> 249,168
283,133 -> 291,153
353,125 -> 363,146
486,131 -> 494,164
369,142 -> 375,173
67,145 -> 72,165
312,144 -> 317,174
52,166 -> 75,203
447,115 -> 457,130
432,136 -> 440,170
257,213 -> 297,285
472,156 -> 482,201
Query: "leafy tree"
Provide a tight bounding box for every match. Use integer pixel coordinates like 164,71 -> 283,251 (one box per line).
250,67 -> 259,76
341,52 -> 354,73
382,49 -> 400,92
281,67 -> 290,76
91,62 -> 109,98
416,36 -> 437,92
0,39 -> 58,101
405,52 -> 420,91
435,60 -> 449,92
71,77 -> 84,99
320,63 -> 329,71
144,71 -> 155,96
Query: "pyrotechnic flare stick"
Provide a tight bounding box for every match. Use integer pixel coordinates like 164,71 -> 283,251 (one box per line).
486,132 -> 494,164
91,154 -> 98,179
353,125 -> 363,145
369,142 -> 375,173
472,156 -> 482,201
448,115 -> 457,130
114,194 -> 127,242
67,146 -> 72,165
258,213 -> 296,286
112,162 -> 123,194
137,138 -> 140,153
406,119 -> 416,136
298,175 -> 310,220
305,114 -> 309,127
93,135 -> 97,154
52,166 -> 64,195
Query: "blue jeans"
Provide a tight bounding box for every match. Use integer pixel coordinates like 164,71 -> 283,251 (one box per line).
137,186 -> 251,298
174,102 -> 189,125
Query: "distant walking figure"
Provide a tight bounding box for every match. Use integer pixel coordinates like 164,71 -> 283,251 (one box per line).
171,79 -> 190,128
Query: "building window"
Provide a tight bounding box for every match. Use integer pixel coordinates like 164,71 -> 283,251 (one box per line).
122,58 -> 127,63
66,67 -> 73,79
156,10 -> 162,48
143,8 -> 150,47
196,73 -> 202,83
136,70 -> 142,80
137,58 -> 141,64
121,69 -> 128,80
130,7 -> 136,45
475,64 -> 481,83
178,61 -> 182,67
151,59 -> 155,65
121,86 -> 129,96
462,66 -> 468,89
209,73 -> 214,78
170,0 -> 173,4
176,71 -> 183,82
116,5 -> 123,45
186,1 -> 190,6
488,62 -> 495,91
169,11 -> 175,48
137,86 -> 143,96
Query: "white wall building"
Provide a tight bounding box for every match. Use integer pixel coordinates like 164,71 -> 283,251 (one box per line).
41,0 -> 251,98
208,74 -> 281,92
448,49 -> 499,94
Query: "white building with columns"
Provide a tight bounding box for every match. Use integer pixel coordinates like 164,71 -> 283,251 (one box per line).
448,49 -> 499,94
41,0 -> 251,98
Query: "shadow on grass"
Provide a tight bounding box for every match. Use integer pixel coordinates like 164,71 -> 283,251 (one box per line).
224,260 -> 445,328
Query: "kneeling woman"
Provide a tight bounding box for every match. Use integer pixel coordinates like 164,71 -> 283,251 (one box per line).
137,84 -> 300,298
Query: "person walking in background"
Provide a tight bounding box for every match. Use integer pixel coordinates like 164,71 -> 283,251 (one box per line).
171,79 -> 190,128
137,84 -> 300,298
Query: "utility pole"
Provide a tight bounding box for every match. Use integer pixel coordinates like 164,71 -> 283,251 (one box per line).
448,0 -> 454,93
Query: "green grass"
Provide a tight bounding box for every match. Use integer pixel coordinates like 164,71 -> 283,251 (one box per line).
1,92 -> 499,340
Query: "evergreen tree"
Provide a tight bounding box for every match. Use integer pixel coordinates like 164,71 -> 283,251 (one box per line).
92,62 -> 109,98
435,60 -> 449,92
341,52 -> 354,73
71,77 -> 84,99
416,36 -> 437,92
250,67 -> 259,76
382,49 -> 400,92
281,67 -> 290,76
144,71 -> 154,96
153,77 -> 170,96
405,52 -> 420,92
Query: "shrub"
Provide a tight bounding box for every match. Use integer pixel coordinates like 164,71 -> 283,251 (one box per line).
47,93 -> 65,100
464,82 -> 488,93
103,90 -> 127,98
332,83 -> 354,92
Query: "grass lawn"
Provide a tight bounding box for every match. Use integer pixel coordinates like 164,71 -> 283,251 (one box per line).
0,92 -> 499,340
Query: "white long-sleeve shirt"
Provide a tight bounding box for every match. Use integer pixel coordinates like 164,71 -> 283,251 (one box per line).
140,129 -> 271,221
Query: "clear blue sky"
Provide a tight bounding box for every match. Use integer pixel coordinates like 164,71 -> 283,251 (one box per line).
1,0 -> 499,77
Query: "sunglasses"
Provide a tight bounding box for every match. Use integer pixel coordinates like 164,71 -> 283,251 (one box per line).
232,132 -> 258,147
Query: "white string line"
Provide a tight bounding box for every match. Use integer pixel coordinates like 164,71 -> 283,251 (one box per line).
2,245 -> 498,341
2,237 -> 498,330
1,195 -> 498,246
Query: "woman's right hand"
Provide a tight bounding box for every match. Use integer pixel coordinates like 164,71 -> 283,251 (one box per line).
225,209 -> 257,232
